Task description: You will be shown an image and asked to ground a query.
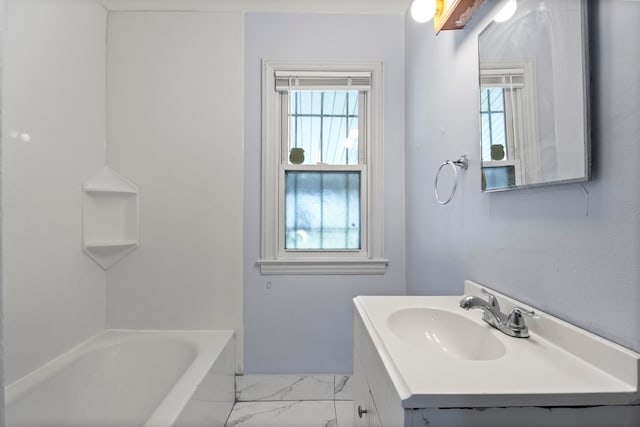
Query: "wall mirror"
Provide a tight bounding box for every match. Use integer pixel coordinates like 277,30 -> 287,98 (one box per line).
478,0 -> 590,192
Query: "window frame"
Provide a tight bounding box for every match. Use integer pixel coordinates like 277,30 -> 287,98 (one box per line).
480,59 -> 539,187
258,60 -> 387,275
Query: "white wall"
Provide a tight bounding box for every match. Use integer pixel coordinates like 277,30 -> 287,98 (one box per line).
105,11 -> 244,369
405,0 -> 640,353
244,12 -> 406,374
2,0 -> 107,383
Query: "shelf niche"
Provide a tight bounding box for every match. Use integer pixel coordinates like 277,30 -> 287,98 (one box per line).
82,166 -> 139,269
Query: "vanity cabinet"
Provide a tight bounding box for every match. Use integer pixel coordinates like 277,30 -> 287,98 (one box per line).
352,388 -> 382,427
353,287 -> 640,427
353,312 -> 405,427
353,324 -> 383,427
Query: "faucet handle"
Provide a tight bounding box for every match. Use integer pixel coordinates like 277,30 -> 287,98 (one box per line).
480,288 -> 500,310
507,306 -> 535,331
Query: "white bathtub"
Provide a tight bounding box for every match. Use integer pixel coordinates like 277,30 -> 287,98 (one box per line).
5,330 -> 235,427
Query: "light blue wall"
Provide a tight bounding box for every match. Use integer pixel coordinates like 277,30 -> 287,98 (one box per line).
243,12 -> 406,374
405,0 -> 640,353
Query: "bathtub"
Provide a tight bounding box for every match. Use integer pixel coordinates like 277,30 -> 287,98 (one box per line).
5,330 -> 235,427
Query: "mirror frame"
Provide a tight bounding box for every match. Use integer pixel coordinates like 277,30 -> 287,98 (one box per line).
478,0 -> 591,192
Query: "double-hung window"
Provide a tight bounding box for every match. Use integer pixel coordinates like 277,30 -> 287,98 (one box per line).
258,61 -> 387,275
480,60 -> 539,189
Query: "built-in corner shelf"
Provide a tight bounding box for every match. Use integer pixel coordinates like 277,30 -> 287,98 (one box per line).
82,166 -> 139,269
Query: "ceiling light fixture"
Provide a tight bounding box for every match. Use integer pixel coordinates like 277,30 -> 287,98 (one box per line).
411,0 -> 437,23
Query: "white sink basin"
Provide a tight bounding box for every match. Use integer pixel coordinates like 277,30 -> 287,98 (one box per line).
354,281 -> 640,409
387,307 -> 505,360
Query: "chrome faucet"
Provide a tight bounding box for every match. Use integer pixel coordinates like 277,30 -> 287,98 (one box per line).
459,289 -> 534,338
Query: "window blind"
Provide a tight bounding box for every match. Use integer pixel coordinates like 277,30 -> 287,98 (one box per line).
480,68 -> 525,89
275,70 -> 372,91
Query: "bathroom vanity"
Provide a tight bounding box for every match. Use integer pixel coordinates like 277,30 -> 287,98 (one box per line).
353,281 -> 640,427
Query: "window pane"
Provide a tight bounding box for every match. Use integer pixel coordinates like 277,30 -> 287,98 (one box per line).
480,88 -> 507,161
289,90 -> 359,166
481,112 -> 492,160
488,87 -> 504,111
285,171 -> 361,250
490,113 -> 506,148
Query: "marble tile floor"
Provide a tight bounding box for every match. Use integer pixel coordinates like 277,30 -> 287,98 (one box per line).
225,375 -> 354,427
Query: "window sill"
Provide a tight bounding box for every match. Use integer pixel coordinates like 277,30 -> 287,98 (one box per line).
256,258 -> 389,275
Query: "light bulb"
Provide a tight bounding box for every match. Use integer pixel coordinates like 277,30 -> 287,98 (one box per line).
411,0 -> 436,24
494,0 -> 517,23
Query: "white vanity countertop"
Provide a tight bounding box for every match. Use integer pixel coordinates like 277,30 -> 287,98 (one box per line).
354,280 -> 640,409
